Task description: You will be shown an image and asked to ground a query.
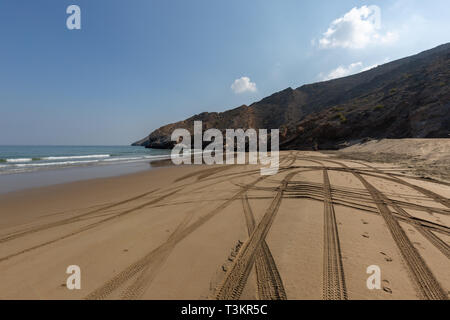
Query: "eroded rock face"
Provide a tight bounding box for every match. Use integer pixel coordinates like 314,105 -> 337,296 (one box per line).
133,43 -> 450,150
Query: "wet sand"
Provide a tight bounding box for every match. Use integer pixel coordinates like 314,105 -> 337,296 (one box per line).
0,160 -> 166,195
0,151 -> 449,300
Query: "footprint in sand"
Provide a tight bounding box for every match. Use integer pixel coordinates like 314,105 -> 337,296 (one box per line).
362,232 -> 370,238
380,252 -> 393,262
361,219 -> 369,225
383,285 -> 393,294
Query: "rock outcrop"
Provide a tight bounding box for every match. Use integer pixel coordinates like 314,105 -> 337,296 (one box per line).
133,43 -> 450,150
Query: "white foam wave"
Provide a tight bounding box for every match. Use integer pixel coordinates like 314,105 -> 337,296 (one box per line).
0,153 -> 172,173
103,155 -> 171,162
14,160 -> 100,167
6,158 -> 33,163
103,157 -> 141,162
42,154 -> 110,160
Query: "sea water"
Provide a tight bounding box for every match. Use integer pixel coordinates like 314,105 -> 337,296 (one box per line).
0,146 -> 170,174
0,146 -> 171,193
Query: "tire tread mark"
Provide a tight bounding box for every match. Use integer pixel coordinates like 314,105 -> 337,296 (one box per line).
379,194 -> 450,259
0,189 -> 178,263
322,169 -> 348,300
311,157 -> 447,300
241,193 -> 287,300
350,160 -> 450,209
86,176 -> 267,300
119,209 -> 196,300
215,172 -> 296,300
354,173 -> 447,300
0,189 -> 159,244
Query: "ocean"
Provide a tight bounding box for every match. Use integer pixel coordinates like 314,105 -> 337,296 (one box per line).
0,146 -> 172,193
0,146 -> 171,175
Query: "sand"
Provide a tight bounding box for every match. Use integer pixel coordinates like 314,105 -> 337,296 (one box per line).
0,150 -> 449,300
339,139 -> 450,182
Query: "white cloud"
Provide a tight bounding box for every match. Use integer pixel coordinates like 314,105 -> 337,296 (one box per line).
319,62 -> 363,81
361,64 -> 378,72
318,5 -> 398,49
319,60 -> 388,81
231,76 -> 257,94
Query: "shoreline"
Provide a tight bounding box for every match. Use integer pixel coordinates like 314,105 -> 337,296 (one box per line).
0,164 -> 200,231
0,159 -> 174,195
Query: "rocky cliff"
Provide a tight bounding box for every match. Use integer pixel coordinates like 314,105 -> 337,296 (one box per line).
133,43 -> 450,150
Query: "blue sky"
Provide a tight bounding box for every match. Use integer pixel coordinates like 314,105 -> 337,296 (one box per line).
0,0 -> 449,145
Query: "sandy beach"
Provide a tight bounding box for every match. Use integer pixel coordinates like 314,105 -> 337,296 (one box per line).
0,150 -> 449,300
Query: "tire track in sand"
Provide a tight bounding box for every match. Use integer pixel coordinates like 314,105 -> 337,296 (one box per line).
215,172 -> 297,300
354,173 -> 447,300
310,157 -> 447,300
322,169 -> 347,300
378,193 -> 450,259
119,208 -> 197,300
86,175 -> 268,300
351,160 -> 450,209
0,189 -> 179,263
305,155 -> 450,209
241,193 -> 287,300
0,189 -> 160,244
1,169 -> 249,263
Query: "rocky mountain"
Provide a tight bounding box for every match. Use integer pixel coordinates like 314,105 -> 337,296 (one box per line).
133,43 -> 450,150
